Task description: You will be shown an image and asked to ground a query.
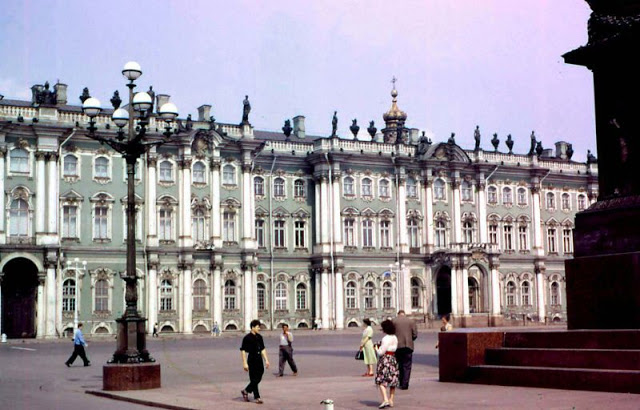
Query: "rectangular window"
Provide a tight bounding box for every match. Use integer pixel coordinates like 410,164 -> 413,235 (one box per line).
192,212 -> 205,242
462,184 -> 472,201
547,228 -> 557,253
274,220 -> 285,247
563,228 -> 573,254
383,285 -> 392,309
380,220 -> 391,248
344,219 -> 355,247
488,224 -> 498,245
408,220 -> 419,248
159,209 -> 172,241
223,212 -> 235,242
94,207 -> 109,239
362,219 -> 373,247
294,221 -> 305,248
503,225 -> 513,251
63,205 -> 78,238
346,285 -> 356,309
255,220 -> 265,247
518,226 -> 528,251
257,285 -> 265,310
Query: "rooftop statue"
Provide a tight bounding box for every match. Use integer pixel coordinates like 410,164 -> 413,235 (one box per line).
367,120 -> 377,139
242,95 -> 251,124
416,132 -> 432,156
331,111 -> 338,137
474,125 -> 481,150
528,131 -> 537,155
350,119 -> 360,138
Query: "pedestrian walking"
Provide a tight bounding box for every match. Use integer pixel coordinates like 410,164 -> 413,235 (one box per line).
374,319 -> 399,409
240,320 -> 270,404
212,321 -> 220,337
276,324 -> 298,377
65,323 -> 90,367
360,318 -> 376,376
152,323 -> 159,337
393,310 -> 417,390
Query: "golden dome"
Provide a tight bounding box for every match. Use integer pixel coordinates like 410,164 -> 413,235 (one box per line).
383,87 -> 407,123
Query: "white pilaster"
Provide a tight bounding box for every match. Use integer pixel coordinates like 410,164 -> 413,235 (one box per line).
243,268 -> 253,331
212,265 -> 222,327
146,156 -> 158,247
477,180 -> 487,243
531,186 -> 543,256
397,175 -> 408,252
182,266 -> 192,334
37,276 -> 45,339
450,267 -> 459,315
211,159 -> 221,248
147,264 -> 158,334
334,270 -> 344,329
321,269 -> 329,328
0,151 -> 5,243
46,154 -> 58,237
45,267 -> 56,337
242,163 -> 254,248
320,177 -> 329,248
180,158 -> 193,248
332,175 -> 342,252
536,270 -> 546,322
490,263 -> 501,316
314,181 -> 321,247
402,265 -> 412,312
452,179 -> 462,244
461,266 -> 470,315
424,177 -> 434,252
35,152 -> 46,239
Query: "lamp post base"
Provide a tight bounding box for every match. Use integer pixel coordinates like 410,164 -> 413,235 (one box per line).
103,362 -> 161,391
109,315 -> 154,363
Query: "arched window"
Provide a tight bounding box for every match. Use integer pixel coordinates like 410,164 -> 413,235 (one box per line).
94,279 -> 109,312
382,281 -> 393,309
9,198 -> 29,237
487,186 -> 497,204
502,187 -> 513,205
406,178 -> 416,199
380,179 -> 390,198
224,280 -> 236,310
160,279 -> 173,311
435,221 -> 447,247
364,281 -> 376,309
577,194 -> 587,211
254,176 -> 264,196
62,279 -> 76,312
517,187 -> 527,206
561,193 -> 571,210
434,179 -> 446,200
411,278 -> 421,309
521,281 -> 531,305
192,209 -> 206,242
223,164 -> 236,185
159,161 -> 173,182
274,177 -> 285,197
463,221 -> 474,244
275,282 -> 287,311
546,192 -> 556,209
408,218 -> 419,248
506,281 -> 516,306
193,279 -> 207,311
550,281 -> 560,305
257,283 -> 266,310
346,281 -> 357,309
343,176 -> 355,196
296,283 -> 307,310
362,178 -> 372,196
192,161 -> 206,183
63,155 -> 78,176
10,148 -> 29,173
461,181 -> 472,201
294,179 -> 305,198
95,157 -> 109,178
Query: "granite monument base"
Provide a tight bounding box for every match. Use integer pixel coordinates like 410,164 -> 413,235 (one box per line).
103,363 -> 161,391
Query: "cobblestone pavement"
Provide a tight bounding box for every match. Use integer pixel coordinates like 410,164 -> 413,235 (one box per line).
2,327 -> 639,409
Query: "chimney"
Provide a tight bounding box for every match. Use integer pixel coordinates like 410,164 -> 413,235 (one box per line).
156,94 -> 170,113
198,104 -> 211,121
54,82 -> 68,105
555,141 -> 569,160
293,115 -> 306,139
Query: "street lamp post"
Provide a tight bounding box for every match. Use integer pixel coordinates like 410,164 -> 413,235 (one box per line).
390,261 -> 405,312
82,61 -> 179,365
68,257 -> 87,330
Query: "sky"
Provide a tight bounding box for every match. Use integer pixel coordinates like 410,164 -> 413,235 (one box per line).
0,0 -> 594,161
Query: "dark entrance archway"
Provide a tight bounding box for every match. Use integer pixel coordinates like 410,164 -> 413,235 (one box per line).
1,258 -> 39,338
436,267 -> 452,316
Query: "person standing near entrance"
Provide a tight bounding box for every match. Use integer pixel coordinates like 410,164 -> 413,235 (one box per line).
240,320 -> 270,404
393,310 -> 417,390
277,324 -> 298,377
65,323 -> 90,367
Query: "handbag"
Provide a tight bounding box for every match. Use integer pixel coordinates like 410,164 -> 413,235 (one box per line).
355,350 -> 364,360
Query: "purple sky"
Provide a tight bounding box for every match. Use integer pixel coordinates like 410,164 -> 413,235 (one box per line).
0,0 -> 594,160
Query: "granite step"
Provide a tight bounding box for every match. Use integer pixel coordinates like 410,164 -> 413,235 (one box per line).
485,347 -> 640,370
503,330 -> 640,349
468,365 -> 640,394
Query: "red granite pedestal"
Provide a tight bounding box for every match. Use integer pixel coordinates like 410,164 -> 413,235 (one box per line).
103,363 -> 161,391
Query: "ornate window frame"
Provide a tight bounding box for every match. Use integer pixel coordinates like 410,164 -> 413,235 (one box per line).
92,154 -> 112,184
192,160 -> 208,186
157,195 -> 178,244
90,267 -> 115,316
60,190 -> 84,241
90,192 -> 114,242
62,153 -> 80,182
191,197 -> 211,246
7,142 -> 33,177
343,176 -> 355,198
158,159 -> 176,186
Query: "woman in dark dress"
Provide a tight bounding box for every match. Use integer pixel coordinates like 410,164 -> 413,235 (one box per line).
374,319 -> 399,409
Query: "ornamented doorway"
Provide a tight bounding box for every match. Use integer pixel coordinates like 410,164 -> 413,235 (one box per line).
1,258 -> 39,338
435,267 -> 452,317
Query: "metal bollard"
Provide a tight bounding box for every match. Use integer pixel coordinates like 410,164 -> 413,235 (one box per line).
1,334 -> 7,343
320,399 -> 334,410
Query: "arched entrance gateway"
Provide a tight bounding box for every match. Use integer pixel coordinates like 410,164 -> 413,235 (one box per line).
435,267 -> 452,317
1,258 -> 39,338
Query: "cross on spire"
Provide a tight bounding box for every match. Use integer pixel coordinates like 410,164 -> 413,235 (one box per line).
391,76 -> 397,89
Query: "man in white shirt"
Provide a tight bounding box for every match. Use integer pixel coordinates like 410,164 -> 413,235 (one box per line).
276,324 -> 298,377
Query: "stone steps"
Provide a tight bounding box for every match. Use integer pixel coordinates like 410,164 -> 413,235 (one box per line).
485,347 -> 640,370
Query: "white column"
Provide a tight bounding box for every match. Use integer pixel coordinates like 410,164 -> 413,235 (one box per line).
490,263 -> 501,316
461,266 -> 470,315
531,186 -> 543,256
536,269 -> 546,322
45,266 -> 56,337
334,270 -> 344,329
36,275 -> 45,339
402,265 -> 412,312
211,159 -> 221,247
0,150 -> 5,243
314,270 -> 321,322
314,180 -> 321,248
450,266 -> 459,316
320,177 -> 329,248
147,263 -> 158,334
46,153 -> 58,237
397,175 -> 408,252
452,179 -> 462,243
477,180 -> 487,243
242,163 -> 254,248
182,266 -> 192,334
180,158 -> 193,248
332,175 -> 342,252
146,156 -> 158,247
243,268 -> 253,331
35,152 -> 46,239
321,269 -> 329,328
212,265 -> 222,327
424,178 -> 434,252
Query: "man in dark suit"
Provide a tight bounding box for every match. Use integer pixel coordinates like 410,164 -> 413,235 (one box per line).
393,310 -> 418,389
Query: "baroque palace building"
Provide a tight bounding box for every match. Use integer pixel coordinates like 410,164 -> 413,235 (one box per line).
0,81 -> 597,338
